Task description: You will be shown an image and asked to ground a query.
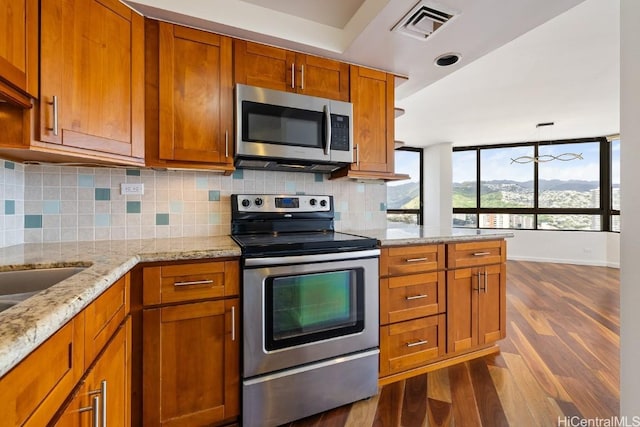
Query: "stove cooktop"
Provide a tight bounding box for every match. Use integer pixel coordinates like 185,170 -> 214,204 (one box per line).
231,231 -> 378,258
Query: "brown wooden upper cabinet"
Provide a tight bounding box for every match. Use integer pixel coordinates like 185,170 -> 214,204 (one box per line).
332,66 -> 402,180
0,0 -> 38,107
36,0 -> 144,163
234,40 -> 350,102
144,20 -> 234,172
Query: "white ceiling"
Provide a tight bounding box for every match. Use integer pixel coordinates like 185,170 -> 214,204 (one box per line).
126,0 -> 620,148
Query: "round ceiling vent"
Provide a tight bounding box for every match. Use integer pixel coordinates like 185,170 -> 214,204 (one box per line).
434,52 -> 461,67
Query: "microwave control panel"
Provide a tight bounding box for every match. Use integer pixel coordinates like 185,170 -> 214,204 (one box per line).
330,115 -> 350,151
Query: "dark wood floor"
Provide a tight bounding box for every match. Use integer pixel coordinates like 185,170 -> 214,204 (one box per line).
283,260 -> 620,427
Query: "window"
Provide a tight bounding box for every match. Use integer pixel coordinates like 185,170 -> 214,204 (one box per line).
453,137 -> 618,232
387,148 -> 423,226
611,137 -> 620,231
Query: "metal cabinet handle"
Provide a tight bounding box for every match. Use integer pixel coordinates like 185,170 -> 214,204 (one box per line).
406,294 -> 428,300
173,279 -> 214,287
47,95 -> 59,136
100,380 -> 107,427
231,305 -> 236,341
225,130 -> 229,158
475,271 -> 482,291
291,63 -> 295,89
406,340 -> 429,348
300,64 -> 304,89
484,269 -> 488,293
473,252 -> 491,256
356,144 -> 360,166
406,257 -> 428,263
79,395 -> 100,427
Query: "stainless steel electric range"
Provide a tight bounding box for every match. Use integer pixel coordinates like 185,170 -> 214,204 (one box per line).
231,194 -> 380,427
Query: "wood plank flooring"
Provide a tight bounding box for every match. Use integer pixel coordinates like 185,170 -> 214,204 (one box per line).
283,261 -> 620,427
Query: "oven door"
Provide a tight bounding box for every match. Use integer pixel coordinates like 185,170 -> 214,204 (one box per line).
243,250 -> 379,378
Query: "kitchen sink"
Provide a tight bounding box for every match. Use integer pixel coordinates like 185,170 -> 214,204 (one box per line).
0,266 -> 86,313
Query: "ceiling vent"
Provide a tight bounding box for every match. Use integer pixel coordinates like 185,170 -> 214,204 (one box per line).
392,1 -> 458,41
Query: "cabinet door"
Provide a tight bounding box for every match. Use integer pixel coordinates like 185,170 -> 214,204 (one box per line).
158,23 -> 233,165
348,66 -> 394,174
39,0 -> 144,159
54,319 -> 131,427
478,263 -> 507,345
234,40 -> 295,92
295,54 -> 349,101
446,267 -> 479,353
143,298 -> 240,426
0,0 -> 38,104
447,264 -> 507,353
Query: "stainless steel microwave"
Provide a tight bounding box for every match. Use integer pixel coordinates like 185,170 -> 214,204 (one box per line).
235,84 -> 353,173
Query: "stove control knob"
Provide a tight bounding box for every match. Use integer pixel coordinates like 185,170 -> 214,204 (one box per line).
320,199 -> 328,207
309,198 -> 317,206
254,197 -> 264,207
241,199 -> 251,208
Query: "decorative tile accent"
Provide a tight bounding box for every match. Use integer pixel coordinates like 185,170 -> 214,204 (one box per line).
4,200 -> 15,215
126,201 -> 141,214
126,169 -> 141,176
78,174 -> 95,188
196,176 -> 208,189
156,213 -> 170,225
208,190 -> 220,201
95,214 -> 111,227
380,202 -> 387,211
95,188 -> 111,201
25,215 -> 43,229
43,200 -> 61,214
4,161 -> 15,170
314,173 -> 324,182
170,201 -> 184,213
232,170 -> 244,179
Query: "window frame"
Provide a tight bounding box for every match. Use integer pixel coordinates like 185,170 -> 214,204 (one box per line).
387,147 -> 424,226
453,137 -> 618,232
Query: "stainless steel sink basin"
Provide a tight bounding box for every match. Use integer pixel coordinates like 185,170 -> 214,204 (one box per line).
0,267 -> 86,313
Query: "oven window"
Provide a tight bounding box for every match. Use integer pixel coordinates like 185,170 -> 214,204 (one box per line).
265,269 -> 365,351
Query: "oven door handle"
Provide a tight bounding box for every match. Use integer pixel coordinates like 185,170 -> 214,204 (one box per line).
243,249 -> 381,267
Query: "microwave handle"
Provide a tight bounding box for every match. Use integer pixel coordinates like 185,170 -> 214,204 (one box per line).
323,105 -> 331,155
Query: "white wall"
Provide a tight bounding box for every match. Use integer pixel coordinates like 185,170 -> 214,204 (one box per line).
423,143 -> 453,228
620,0 -> 640,416
507,230 -> 619,267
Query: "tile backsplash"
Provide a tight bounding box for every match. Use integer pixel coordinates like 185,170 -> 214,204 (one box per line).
0,158 -> 387,247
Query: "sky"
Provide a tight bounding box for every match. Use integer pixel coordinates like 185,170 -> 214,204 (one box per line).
453,142 -> 603,183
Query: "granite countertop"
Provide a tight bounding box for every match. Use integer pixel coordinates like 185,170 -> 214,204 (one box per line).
0,236 -> 240,378
0,227 -> 512,378
353,226 -> 514,247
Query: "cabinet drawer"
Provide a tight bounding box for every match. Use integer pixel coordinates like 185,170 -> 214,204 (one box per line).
447,240 -> 506,269
0,314 -> 84,427
380,271 -> 445,325
379,314 -> 445,377
84,273 -> 129,366
381,244 -> 444,276
143,260 -> 239,306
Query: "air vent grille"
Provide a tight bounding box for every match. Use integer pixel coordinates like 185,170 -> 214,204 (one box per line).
392,1 -> 458,41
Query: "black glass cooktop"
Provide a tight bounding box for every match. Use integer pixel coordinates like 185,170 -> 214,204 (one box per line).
231,231 -> 377,258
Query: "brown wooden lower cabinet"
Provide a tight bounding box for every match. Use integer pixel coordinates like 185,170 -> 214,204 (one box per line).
447,263 -> 507,353
379,240 -> 507,385
142,298 -> 240,426
54,318 -> 131,426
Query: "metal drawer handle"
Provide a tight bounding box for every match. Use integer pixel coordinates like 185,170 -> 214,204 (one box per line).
405,257 -> 428,263
101,380 -> 107,427
300,64 -> 304,89
47,95 -> 59,136
473,252 -> 491,256
406,340 -> 429,348
406,294 -> 428,300
174,279 -> 214,287
291,63 -> 295,89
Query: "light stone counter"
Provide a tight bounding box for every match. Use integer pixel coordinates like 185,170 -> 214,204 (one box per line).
0,236 -> 240,378
352,226 -> 514,247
